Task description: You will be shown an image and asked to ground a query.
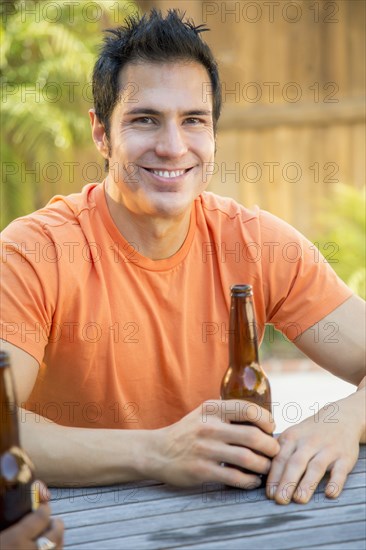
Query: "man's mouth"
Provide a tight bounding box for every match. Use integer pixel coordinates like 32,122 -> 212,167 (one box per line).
143,167 -> 192,179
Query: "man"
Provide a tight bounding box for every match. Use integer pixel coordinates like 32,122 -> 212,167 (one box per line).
1,10 -> 365,505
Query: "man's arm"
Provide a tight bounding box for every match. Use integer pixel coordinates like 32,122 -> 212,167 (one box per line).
267,294 -> 366,504
1,340 -> 279,487
294,294 -> 365,387
0,339 -> 157,485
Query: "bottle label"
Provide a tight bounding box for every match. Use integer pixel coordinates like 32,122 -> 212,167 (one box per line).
31,481 -> 40,510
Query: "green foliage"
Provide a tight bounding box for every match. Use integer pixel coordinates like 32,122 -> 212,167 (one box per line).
1,0 -> 137,229
313,184 -> 366,300
261,183 -> 365,359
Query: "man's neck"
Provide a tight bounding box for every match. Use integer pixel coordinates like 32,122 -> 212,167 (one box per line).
105,190 -> 192,261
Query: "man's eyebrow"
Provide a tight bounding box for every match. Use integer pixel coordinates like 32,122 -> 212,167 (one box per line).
184,110 -> 212,117
124,108 -> 160,116
124,108 -> 212,116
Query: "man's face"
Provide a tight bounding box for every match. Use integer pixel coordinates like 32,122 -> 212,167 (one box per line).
101,60 -> 215,219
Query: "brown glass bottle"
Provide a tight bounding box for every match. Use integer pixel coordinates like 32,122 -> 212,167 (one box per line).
221,284 -> 272,482
0,350 -> 36,531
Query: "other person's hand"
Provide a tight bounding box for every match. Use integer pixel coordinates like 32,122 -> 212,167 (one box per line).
0,481 -> 64,549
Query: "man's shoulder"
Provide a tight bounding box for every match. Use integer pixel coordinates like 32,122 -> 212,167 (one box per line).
1,183 -> 100,242
199,191 -> 259,222
198,192 -> 296,236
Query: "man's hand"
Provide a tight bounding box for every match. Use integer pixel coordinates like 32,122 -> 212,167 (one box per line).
268,295 -> 366,505
266,388 -> 365,504
144,399 -> 280,488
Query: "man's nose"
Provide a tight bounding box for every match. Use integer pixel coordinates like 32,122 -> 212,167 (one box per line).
155,122 -> 188,157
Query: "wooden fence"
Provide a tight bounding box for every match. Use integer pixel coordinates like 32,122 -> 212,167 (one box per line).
138,0 -> 365,234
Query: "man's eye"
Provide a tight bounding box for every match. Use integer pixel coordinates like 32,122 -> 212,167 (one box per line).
133,117 -> 155,124
185,117 -> 201,124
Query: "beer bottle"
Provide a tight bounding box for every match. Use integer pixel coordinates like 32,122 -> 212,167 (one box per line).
221,284 -> 272,480
0,350 -> 36,531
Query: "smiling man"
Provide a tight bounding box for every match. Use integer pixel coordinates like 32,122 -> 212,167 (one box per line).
90,60 -> 215,259
1,10 -> 365,505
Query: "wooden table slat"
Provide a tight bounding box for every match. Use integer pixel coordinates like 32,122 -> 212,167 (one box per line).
51,470 -> 365,519
58,488 -> 366,547
51,445 -> 366,549
359,445 -> 366,459
174,522 -> 366,550
315,541 -> 366,550
67,516 -> 366,550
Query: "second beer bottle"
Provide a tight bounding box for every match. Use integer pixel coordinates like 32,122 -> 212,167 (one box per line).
0,350 -> 37,531
220,284 -> 272,481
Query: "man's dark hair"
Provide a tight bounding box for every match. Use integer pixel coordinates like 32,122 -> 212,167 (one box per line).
92,9 -> 221,169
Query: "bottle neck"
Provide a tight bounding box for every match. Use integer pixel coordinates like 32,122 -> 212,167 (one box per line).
0,365 -> 21,452
229,294 -> 259,367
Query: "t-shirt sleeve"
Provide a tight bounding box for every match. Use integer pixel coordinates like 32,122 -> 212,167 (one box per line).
0,219 -> 58,364
258,210 -> 353,340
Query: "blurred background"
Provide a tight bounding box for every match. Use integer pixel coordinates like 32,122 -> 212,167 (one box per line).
1,0 -> 365,424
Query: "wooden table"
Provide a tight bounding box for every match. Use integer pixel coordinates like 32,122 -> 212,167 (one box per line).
51,445 -> 366,549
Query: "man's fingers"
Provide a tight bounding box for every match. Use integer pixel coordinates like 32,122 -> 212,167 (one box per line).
266,438 -> 297,502
20,504 -> 51,539
222,424 -> 280,458
206,400 -> 275,434
198,403 -> 279,457
268,447 -> 351,504
216,443 -> 272,475
325,460 -> 349,499
292,455 -> 329,503
190,433 -> 274,476
272,454 -> 309,505
32,480 -> 50,505
41,518 -> 65,550
292,457 -> 349,503
235,402 -> 274,432
208,462 -> 263,490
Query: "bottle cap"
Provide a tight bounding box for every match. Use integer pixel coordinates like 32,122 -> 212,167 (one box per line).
230,284 -> 253,297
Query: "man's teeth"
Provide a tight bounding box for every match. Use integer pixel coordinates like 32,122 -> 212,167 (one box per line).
150,169 -> 186,178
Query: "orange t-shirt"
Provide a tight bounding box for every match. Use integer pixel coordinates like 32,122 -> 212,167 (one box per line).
1,183 -> 352,429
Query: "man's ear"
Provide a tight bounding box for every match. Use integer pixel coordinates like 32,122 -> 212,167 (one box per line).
89,109 -> 109,159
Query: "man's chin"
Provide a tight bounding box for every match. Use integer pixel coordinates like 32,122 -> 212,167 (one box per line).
144,194 -> 193,218
148,205 -> 189,219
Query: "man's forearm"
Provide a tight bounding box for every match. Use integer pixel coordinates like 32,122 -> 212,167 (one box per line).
18,401 -> 280,491
19,409 -> 155,486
